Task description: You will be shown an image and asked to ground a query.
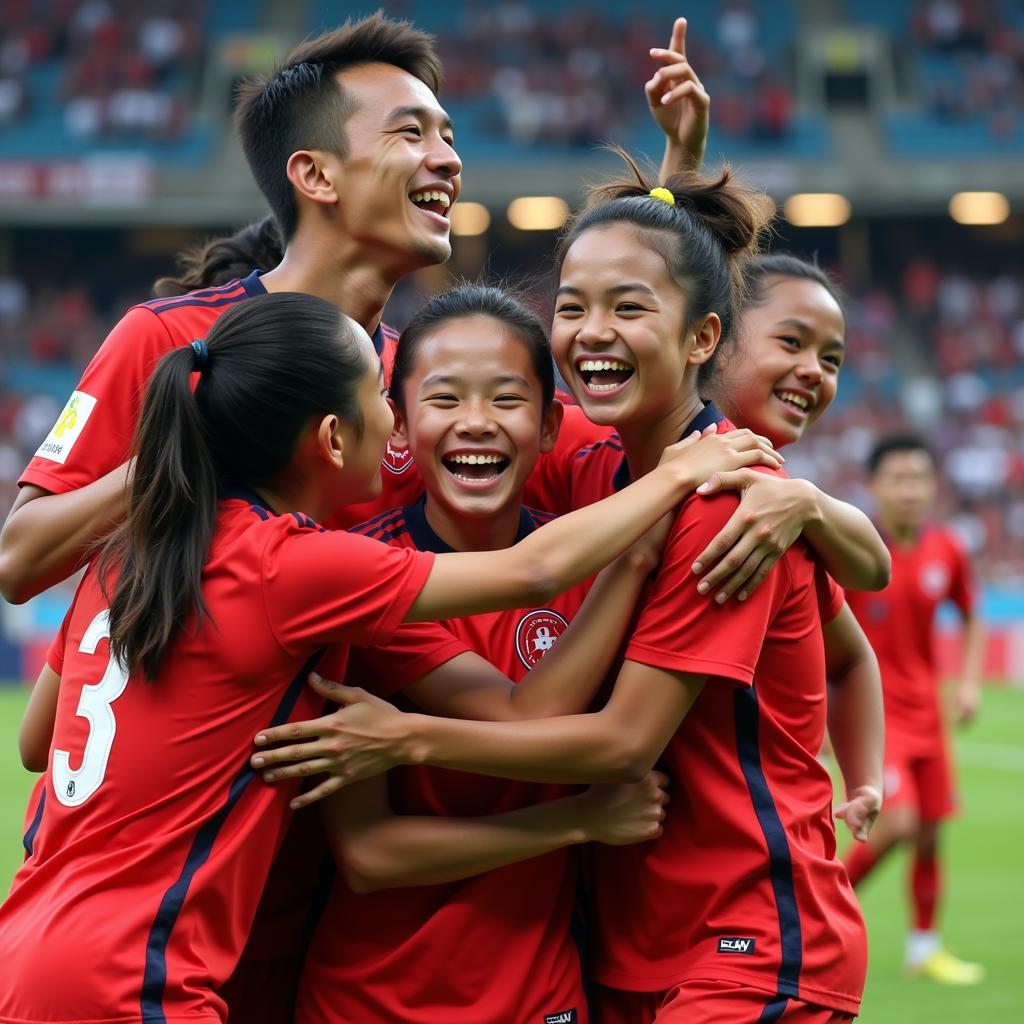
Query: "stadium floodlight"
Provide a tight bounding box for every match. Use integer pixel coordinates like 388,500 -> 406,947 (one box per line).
507,196 -> 570,231
782,193 -> 852,228
450,202 -> 491,236
948,191 -> 1010,226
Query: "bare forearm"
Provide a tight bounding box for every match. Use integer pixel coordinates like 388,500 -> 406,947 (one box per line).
509,554 -> 650,717
659,140 -> 698,183
0,465 -> 130,602
336,796 -> 588,892
827,658 -> 884,796
405,711 -> 646,785
803,488 -> 891,592
512,463 -> 693,601
959,613 -> 985,690
19,666 -> 60,771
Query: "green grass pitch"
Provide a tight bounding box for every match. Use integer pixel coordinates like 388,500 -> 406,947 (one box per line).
0,683 -> 1021,1021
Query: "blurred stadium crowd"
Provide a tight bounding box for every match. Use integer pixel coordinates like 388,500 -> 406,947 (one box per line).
2,1 -> 1022,152
0,0 -> 202,139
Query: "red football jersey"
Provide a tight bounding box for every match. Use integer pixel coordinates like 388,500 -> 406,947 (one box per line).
846,525 -> 975,749
570,403 -> 866,1016
296,496 -> 590,1024
17,269 -> 401,501
0,492 -> 453,1024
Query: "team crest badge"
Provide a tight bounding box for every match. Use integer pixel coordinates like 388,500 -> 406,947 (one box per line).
920,562 -> 949,597
383,440 -> 415,475
515,609 -> 569,668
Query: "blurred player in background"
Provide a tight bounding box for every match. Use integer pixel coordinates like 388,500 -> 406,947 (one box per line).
844,436 -> 985,985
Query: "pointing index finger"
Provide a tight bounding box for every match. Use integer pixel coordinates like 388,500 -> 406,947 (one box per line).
671,17 -> 687,60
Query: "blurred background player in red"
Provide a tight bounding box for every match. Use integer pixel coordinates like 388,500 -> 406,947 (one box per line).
844,435 -> 985,985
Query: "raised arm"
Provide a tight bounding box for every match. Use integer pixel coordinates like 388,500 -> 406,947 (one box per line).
824,603 -> 885,842
406,429 -> 780,621
322,768 -> 668,893
689,470 -> 891,602
648,17 -> 710,179
0,467 -> 131,603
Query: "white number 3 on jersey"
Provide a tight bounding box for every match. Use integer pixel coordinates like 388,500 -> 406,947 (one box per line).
52,609 -> 130,807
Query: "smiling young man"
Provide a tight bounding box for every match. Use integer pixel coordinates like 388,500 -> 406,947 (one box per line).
0,13 -> 469,601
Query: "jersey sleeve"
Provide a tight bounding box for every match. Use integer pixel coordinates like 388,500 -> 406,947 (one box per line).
347,623 -> 472,697
625,492 -> 787,686
260,523 -> 435,654
814,564 -> 846,624
946,530 -> 977,617
19,306 -> 176,494
523,402 -> 612,515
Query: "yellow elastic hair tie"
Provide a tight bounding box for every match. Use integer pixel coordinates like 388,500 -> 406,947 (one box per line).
649,186 -> 676,206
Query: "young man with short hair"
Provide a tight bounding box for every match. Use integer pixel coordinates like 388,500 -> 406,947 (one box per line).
844,435 -> 985,985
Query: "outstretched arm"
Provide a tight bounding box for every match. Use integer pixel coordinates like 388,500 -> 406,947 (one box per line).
405,429 -> 780,621
0,465 -> 131,603
824,604 -> 884,842
254,659 -> 705,808
323,769 -> 668,893
690,470 -> 891,602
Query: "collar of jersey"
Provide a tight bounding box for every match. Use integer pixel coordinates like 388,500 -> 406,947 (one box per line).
403,493 -> 537,554
238,271 -> 387,357
612,400 -> 725,492
220,484 -> 277,516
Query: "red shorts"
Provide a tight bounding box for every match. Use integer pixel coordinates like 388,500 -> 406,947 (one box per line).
883,734 -> 957,822
593,981 -> 854,1024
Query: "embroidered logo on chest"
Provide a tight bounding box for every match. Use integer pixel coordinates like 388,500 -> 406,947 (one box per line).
382,440 -> 415,475
515,609 -> 569,669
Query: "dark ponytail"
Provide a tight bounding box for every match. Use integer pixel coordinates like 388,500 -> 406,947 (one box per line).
100,292 -> 370,679
152,216 -> 284,297
555,149 -> 775,383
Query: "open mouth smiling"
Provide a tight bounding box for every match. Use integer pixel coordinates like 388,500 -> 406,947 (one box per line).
409,189 -> 452,219
440,451 -> 510,484
577,358 -> 635,393
773,389 -> 815,415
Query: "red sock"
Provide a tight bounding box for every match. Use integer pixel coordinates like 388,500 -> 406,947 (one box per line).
912,851 -> 940,931
842,842 -> 879,888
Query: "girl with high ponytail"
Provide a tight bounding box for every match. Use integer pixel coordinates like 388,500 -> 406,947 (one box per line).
265,159 -> 872,1022
0,287 -> 781,1022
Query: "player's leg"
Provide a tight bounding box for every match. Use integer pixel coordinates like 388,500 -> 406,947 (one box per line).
904,750 -> 983,984
842,754 -> 917,887
646,980 -> 853,1023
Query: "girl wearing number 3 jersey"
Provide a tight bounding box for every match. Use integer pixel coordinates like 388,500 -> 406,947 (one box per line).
0,292 -> 778,1024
